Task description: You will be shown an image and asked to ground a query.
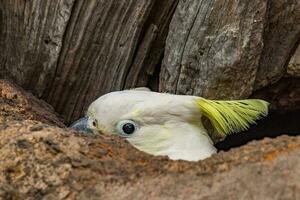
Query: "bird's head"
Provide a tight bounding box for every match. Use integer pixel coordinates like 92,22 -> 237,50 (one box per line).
86,90 -> 146,137
70,88 -> 269,161
71,89 -> 215,160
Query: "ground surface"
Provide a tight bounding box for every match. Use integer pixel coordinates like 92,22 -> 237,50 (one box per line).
0,79 -> 299,200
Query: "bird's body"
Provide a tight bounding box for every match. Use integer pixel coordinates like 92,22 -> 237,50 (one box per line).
73,88 -> 269,161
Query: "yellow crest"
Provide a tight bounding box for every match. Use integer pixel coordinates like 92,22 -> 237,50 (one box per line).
196,98 -> 269,136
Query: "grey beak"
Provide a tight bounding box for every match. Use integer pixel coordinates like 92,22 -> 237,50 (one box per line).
70,117 -> 93,133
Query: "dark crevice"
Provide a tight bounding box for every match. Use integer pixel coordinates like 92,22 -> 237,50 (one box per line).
123,0 -> 179,90
147,52 -> 163,92
121,1 -> 157,90
216,109 -> 300,151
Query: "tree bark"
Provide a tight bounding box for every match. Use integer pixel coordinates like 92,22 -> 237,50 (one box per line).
160,0 -> 300,98
0,0 -> 178,123
287,45 -> 300,77
254,0 -> 300,89
0,0 -> 299,123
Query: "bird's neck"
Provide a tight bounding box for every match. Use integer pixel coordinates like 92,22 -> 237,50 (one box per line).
127,123 -> 217,161
164,126 -> 217,161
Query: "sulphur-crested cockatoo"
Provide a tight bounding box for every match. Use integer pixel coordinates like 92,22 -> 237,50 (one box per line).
71,88 -> 269,161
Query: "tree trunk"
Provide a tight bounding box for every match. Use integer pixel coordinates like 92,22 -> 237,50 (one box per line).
287,45 -> 300,77
0,0 -> 178,123
0,0 -> 299,123
160,0 -> 300,98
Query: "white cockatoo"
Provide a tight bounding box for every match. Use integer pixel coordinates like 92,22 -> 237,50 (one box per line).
71,88 -> 269,161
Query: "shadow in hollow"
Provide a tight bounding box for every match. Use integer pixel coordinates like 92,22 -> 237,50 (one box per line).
216,109 -> 300,151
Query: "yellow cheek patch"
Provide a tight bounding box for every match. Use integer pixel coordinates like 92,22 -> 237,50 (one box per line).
131,109 -> 142,116
97,125 -> 106,134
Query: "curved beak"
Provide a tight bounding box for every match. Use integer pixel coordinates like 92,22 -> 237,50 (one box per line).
70,117 -> 93,133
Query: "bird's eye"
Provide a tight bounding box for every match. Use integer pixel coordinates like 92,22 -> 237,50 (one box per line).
92,120 -> 97,127
116,120 -> 138,137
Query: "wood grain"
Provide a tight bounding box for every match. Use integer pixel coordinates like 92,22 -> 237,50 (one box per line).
0,0 -> 178,123
0,0 -> 299,123
160,0 -> 300,99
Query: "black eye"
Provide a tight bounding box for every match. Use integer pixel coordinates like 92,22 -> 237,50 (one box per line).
116,120 -> 138,137
92,120 -> 97,127
122,123 -> 135,134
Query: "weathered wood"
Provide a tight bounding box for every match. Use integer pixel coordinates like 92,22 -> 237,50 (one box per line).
124,0 -> 179,90
287,45 -> 300,77
252,77 -> 300,112
160,0 -> 300,99
0,0 -> 75,94
0,0 -> 299,123
45,0 -> 155,122
0,0 -> 178,123
160,0 -> 268,98
254,0 -> 300,89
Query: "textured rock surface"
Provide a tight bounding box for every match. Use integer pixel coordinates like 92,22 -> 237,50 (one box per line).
1,121 -> 300,199
0,81 -> 300,200
0,80 -> 64,127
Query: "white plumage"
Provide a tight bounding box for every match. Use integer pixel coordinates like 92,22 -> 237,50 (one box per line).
83,88 -> 268,161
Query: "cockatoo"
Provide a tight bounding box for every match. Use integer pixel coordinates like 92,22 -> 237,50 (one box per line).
71,88 -> 269,161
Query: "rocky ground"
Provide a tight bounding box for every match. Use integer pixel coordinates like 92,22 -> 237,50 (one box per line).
0,79 -> 299,200
0,80 -> 65,127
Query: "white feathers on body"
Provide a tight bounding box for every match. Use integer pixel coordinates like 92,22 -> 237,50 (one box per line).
86,89 -> 269,161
